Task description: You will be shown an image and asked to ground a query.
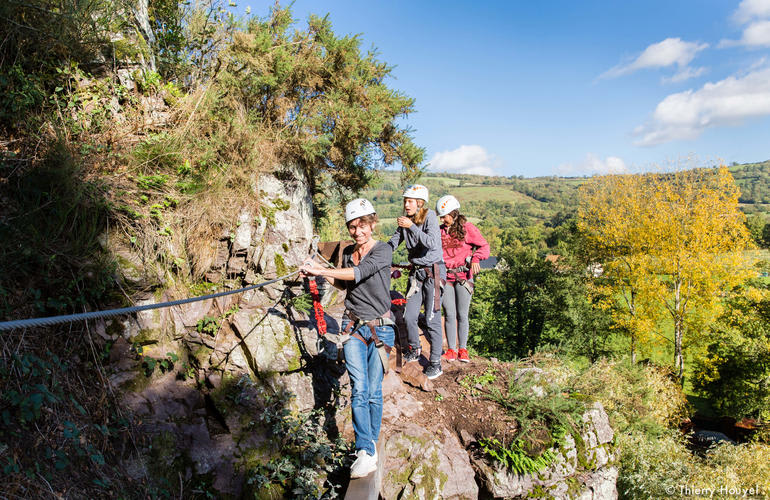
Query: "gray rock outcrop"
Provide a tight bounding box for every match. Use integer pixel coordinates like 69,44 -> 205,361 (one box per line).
473,401 -> 617,499
381,423 -> 479,500
105,167 -> 330,494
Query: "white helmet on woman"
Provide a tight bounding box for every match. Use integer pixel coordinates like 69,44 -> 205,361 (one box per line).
402,184 -> 429,202
436,194 -> 460,217
345,198 -> 376,223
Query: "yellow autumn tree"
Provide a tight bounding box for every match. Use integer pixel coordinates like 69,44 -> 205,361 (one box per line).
578,174 -> 666,363
579,166 -> 754,378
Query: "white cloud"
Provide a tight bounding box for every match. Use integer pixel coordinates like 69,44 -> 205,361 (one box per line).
634,67 -> 770,146
557,154 -> 628,176
733,0 -> 770,24
742,19 -> 770,46
720,20 -> 770,47
428,145 -> 498,176
721,0 -> 770,48
600,38 -> 709,80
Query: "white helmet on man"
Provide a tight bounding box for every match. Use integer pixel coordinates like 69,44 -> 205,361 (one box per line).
402,184 -> 429,202
436,195 -> 460,217
345,198 -> 376,223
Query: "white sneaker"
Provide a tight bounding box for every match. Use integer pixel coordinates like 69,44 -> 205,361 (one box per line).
350,449 -> 378,478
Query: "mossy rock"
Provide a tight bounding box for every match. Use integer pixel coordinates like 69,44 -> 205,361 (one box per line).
191,344 -> 214,367
384,428 -> 449,499
122,366 -> 152,392
209,373 -> 247,417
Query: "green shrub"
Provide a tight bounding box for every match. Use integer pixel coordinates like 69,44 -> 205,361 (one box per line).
693,289 -> 770,421
0,64 -> 46,126
616,430 -> 699,499
216,4 -> 424,190
240,390 -> 350,499
462,358 -> 589,473
479,437 -> 558,475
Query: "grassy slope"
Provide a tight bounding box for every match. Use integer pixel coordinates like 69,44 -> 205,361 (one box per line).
364,160 -> 770,225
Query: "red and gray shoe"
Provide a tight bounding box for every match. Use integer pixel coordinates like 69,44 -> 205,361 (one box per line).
458,349 -> 470,363
403,346 -> 421,363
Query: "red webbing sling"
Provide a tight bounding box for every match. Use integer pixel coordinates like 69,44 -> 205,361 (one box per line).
307,277 -> 327,336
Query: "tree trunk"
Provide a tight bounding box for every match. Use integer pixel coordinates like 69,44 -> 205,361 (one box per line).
673,279 -> 684,381
630,289 -> 637,363
674,319 -> 684,380
133,0 -> 157,71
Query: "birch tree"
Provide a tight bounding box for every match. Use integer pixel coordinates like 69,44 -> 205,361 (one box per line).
579,167 -> 754,378
578,174 -> 664,363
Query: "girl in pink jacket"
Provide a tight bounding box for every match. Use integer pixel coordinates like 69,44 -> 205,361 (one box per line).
436,195 -> 490,362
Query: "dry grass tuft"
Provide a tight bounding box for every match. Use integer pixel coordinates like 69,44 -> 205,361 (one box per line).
572,358 -> 690,434
107,85 -> 291,283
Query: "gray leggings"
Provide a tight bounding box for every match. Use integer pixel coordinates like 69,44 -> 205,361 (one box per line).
442,281 -> 472,350
405,277 -> 443,364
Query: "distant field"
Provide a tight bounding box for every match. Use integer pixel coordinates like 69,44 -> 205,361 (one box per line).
427,176 -> 462,186
561,178 -> 588,186
447,186 -> 541,204
362,164 -> 770,233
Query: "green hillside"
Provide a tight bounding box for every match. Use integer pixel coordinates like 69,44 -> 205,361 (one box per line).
363,161 -> 770,253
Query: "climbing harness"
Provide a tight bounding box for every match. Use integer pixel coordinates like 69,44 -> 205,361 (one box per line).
340,309 -> 397,374
301,251 -> 407,374
405,262 -> 445,321
446,265 -> 475,295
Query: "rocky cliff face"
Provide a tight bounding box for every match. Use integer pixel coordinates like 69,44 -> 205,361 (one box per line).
100,170 -> 617,499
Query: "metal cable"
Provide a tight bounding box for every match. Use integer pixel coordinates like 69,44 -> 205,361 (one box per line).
0,269 -> 304,331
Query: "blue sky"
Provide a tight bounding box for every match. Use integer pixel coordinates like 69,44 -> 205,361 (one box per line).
245,1 -> 770,177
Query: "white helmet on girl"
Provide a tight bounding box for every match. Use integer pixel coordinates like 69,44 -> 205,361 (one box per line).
345,198 -> 376,223
402,184 -> 429,202
436,195 -> 460,217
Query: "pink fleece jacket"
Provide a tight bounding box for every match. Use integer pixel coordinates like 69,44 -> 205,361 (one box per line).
440,221 -> 490,282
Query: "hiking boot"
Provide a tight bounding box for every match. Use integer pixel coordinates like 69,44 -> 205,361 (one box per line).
403,347 -> 421,363
458,348 -> 470,363
441,349 -> 457,362
350,449 -> 377,478
425,362 -> 443,380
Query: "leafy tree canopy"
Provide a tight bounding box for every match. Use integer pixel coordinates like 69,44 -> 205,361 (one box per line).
578,167 -> 755,378
215,5 -> 424,191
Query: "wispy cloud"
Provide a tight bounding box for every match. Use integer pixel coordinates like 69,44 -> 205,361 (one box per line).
662,66 -> 708,84
720,0 -> 770,48
599,38 -> 708,81
634,66 -> 770,146
557,154 -> 628,176
428,145 -> 499,176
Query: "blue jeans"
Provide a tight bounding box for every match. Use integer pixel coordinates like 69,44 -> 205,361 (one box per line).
342,320 -> 395,456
